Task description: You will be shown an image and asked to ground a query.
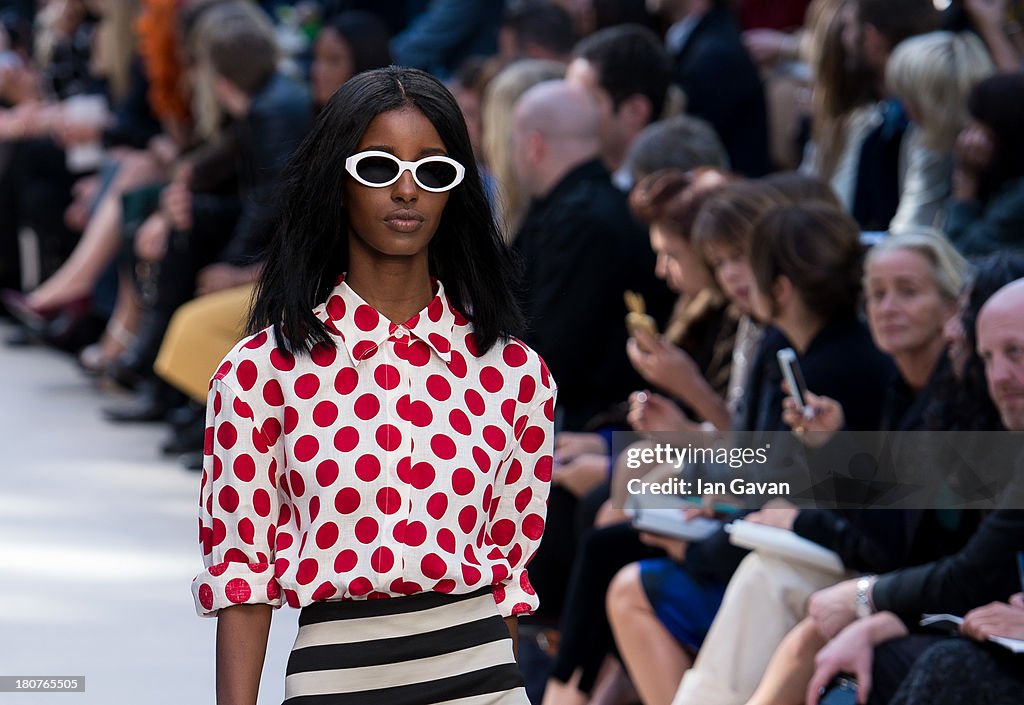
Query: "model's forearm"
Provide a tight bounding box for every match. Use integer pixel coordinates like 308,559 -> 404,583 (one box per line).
216,604 -> 273,705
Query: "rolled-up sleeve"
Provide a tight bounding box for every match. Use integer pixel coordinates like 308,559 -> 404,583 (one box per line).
191,375 -> 283,617
487,363 -> 557,618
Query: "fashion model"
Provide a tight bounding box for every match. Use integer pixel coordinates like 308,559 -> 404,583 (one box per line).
191,66 -> 557,705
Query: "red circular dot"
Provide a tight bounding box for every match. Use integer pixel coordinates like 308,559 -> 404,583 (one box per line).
313,400 -> 339,427
449,409 -> 472,435
236,360 -> 258,391
376,486 -> 401,514
435,579 -> 457,593
267,581 -> 281,601
353,340 -> 378,360
333,426 -> 360,453
428,333 -> 450,354
504,459 -> 523,485
354,305 -> 380,331
406,401 -> 433,427
238,518 -> 255,544
309,496 -> 321,523
503,344 -> 528,367
452,468 -> 476,495
447,350 -> 468,378
521,426 -> 545,453
404,520 -> 428,546
427,296 -> 444,322
518,376 -> 536,404
349,577 -> 373,596
316,460 -> 339,487
276,532 -> 293,551
371,546 -> 395,572
480,366 -> 504,393
261,418 -> 282,445
335,487 -> 361,514
335,550 -> 358,572
232,455 -> 256,482
326,295 -> 345,320
198,584 -> 214,610
270,349 -> 296,372
483,425 -> 507,451
354,393 -> 381,420
524,513 -> 545,540
355,454 -> 381,482
421,553 -> 448,579
355,517 -> 379,544
473,447 -> 491,473
502,399 -> 517,425
311,342 -> 338,367
262,379 -> 284,406
293,435 -> 319,462
296,559 -> 319,585
294,373 -> 320,400
225,577 -> 252,603
375,424 -> 402,452
437,528 -> 457,554
462,564 -> 482,584
431,434 -> 457,460
253,489 -> 272,517
217,422 -> 238,450
459,505 -> 478,533
289,470 -> 306,497
534,456 -> 553,481
464,389 -> 485,415
374,364 -> 401,390
284,406 -> 299,434
335,368 -> 359,395
427,492 -> 448,520
312,582 -> 338,600
491,519 -> 517,546
408,462 -> 435,489
465,333 -> 480,357
244,331 -> 268,349
515,487 -> 534,512
218,486 -> 239,512
426,374 -> 451,401
316,522 -> 339,550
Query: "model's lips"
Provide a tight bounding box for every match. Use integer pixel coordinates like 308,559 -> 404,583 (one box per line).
384,209 -> 426,233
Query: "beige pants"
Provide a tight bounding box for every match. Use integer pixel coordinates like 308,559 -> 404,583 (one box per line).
154,284 -> 255,403
671,552 -> 850,705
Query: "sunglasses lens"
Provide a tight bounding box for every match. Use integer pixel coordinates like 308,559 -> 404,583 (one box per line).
355,155 -> 400,184
417,160 -> 459,189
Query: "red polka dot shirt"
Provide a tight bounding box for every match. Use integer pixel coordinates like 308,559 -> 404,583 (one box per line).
191,276 -> 557,618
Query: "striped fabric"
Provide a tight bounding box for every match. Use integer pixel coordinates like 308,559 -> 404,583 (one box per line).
283,587 -> 528,705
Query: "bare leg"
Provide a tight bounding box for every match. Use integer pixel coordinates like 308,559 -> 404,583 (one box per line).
27,151 -> 162,309
745,618 -> 825,705
607,563 -> 692,705
541,669 -> 589,705
589,656 -> 639,705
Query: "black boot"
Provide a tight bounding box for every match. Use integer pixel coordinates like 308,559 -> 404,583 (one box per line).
102,377 -> 187,423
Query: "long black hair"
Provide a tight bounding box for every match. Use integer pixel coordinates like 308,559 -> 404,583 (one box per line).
248,66 -> 526,356
966,72 -> 1024,202
324,11 -> 393,76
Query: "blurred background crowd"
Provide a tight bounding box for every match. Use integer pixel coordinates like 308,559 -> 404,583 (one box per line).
1,1 -> 1023,704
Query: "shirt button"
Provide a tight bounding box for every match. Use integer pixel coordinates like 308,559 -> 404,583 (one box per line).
395,326 -> 408,339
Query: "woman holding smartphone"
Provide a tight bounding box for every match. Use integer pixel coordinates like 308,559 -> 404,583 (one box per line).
191,67 -> 557,705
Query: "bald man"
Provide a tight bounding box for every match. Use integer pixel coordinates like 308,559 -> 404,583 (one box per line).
510,80 -> 673,434
508,80 -> 675,621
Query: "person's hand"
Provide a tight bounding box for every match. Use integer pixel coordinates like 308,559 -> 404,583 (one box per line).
638,531 -> 687,562
552,453 -> 608,498
135,212 -> 172,262
627,390 -> 700,434
962,598 -> 1024,641
161,179 -> 193,230
56,119 -> 102,147
746,499 -> 799,531
955,123 -> 996,177
64,175 -> 100,231
627,328 -> 705,401
808,578 -> 864,640
805,614 -> 900,705
554,431 -> 608,465
965,0 -> 1007,29
743,29 -> 797,65
782,389 -> 844,447
147,134 -> 179,169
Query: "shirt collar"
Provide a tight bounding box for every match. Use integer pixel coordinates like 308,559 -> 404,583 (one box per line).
316,274 -> 458,366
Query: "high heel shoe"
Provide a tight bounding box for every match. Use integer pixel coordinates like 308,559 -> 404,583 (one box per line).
1,289 -> 92,333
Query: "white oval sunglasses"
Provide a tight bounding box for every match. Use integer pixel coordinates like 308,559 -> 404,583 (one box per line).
344,150 -> 466,193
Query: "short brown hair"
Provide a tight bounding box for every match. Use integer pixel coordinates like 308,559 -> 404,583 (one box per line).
751,203 -> 864,321
692,180 -> 785,256
200,2 -> 279,95
629,167 -> 735,240
759,171 -> 842,209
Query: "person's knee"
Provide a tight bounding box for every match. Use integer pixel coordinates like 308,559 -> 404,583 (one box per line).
606,562 -> 647,618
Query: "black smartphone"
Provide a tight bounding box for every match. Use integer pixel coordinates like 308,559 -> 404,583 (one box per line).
819,676 -> 857,705
777,347 -> 811,416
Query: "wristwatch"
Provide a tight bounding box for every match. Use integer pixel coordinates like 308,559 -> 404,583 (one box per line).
855,576 -> 875,619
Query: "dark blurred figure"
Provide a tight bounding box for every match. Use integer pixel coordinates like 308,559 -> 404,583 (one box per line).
498,0 -> 578,63
390,0 -> 505,78
310,10 -> 392,109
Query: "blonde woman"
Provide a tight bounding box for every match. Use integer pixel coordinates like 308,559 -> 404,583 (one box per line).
886,31 -> 995,232
481,58 -> 564,239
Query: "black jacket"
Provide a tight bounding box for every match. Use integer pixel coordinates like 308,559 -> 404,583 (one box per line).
672,8 -> 771,176
514,158 -> 676,432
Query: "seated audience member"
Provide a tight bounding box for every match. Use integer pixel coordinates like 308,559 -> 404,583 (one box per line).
510,79 -> 674,433
647,0 -> 771,176
669,231 -> 973,705
498,0 -> 578,64
621,114 -> 729,189
309,10 -> 392,110
946,71 -> 1024,256
105,1 -> 311,419
566,24 -> 673,185
797,278 -> 1024,705
885,31 -> 994,233
389,0 -> 504,78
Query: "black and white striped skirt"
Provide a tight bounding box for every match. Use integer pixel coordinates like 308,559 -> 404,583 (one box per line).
283,587 -> 528,705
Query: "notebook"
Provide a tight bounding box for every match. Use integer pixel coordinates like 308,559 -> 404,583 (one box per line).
724,519 -> 845,575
